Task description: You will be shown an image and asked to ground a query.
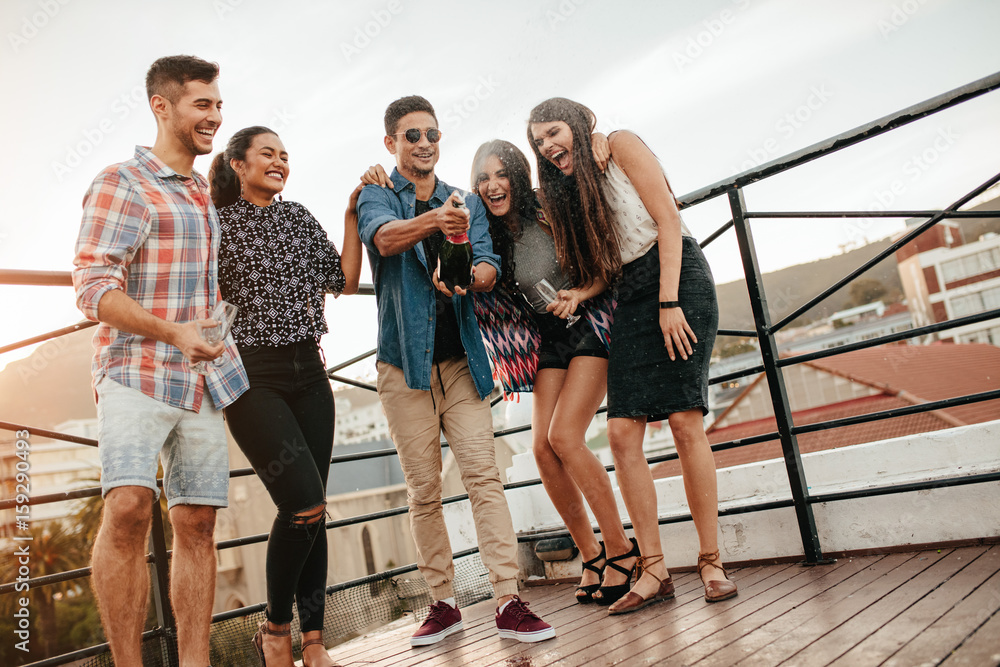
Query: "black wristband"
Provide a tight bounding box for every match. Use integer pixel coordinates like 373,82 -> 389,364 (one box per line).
659,301 -> 681,309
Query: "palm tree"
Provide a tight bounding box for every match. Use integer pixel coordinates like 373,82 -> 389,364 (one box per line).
0,521 -> 90,658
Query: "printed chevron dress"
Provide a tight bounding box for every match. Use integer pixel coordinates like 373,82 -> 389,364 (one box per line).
473,287 -> 615,397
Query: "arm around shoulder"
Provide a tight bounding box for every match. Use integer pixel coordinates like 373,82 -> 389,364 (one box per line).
340,184 -> 365,295
73,169 -> 151,321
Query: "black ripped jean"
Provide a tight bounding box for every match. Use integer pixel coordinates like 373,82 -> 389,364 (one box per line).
225,338 -> 334,630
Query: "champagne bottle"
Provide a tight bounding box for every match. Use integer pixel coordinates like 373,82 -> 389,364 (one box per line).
437,192 -> 473,292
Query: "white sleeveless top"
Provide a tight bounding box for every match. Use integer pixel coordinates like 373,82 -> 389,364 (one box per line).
602,157 -> 692,264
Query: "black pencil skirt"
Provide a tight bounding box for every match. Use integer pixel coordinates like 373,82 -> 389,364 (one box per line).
607,237 -> 718,421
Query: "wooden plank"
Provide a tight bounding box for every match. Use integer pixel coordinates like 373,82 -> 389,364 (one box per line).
939,604 -> 1000,666
789,548 -> 988,665
333,585 -> 579,667
460,573 -> 707,667
600,561 -> 856,665
671,556 -> 873,665
447,571 -> 711,667
321,547 -> 998,667
526,564 -> 799,667
701,553 -> 894,665
731,551 -> 945,666
830,546 -> 1000,666
885,557 -> 1000,666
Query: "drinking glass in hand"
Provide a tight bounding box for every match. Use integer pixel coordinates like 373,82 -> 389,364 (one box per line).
534,278 -> 580,327
190,301 -> 238,375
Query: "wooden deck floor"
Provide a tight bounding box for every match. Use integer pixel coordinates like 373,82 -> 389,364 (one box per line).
321,545 -> 1000,667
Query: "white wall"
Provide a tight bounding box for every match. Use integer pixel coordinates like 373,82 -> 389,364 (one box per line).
503,420 -> 1000,573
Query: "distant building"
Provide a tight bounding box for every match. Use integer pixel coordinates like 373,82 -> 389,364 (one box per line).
709,305 -> 913,419
0,419 -> 100,536
334,386 -> 390,444
655,343 -> 1000,478
895,216 -> 1000,345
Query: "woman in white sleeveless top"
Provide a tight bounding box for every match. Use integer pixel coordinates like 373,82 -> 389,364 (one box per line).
528,97 -> 737,615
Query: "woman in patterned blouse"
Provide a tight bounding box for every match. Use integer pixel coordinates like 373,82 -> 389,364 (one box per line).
210,125 -> 361,667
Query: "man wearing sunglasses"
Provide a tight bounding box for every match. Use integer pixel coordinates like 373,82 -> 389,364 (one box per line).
357,95 -> 555,647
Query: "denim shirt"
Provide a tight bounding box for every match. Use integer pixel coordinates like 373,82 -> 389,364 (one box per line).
357,169 -> 500,399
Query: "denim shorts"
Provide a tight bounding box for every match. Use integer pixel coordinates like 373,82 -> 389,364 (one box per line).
95,376 -> 230,508
535,311 -> 609,371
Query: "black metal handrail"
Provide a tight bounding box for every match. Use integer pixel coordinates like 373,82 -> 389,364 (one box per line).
2,70 -> 999,666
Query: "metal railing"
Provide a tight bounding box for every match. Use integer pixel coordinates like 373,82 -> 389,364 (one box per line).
2,70 -> 999,665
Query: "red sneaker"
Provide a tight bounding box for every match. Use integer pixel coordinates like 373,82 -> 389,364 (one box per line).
495,596 -> 555,643
410,600 -> 463,647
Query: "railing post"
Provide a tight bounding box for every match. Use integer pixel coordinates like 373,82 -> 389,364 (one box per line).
149,502 -> 178,664
728,187 -> 827,564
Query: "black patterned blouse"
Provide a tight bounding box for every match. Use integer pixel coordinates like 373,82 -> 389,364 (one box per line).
217,197 -> 346,347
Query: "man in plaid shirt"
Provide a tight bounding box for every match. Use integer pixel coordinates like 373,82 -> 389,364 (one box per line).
72,55 -> 248,666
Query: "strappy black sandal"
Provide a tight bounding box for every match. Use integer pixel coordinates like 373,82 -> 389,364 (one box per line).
592,537 -> 639,606
575,541 -> 606,604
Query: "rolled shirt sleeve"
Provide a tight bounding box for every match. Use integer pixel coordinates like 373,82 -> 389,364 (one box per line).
357,183 -> 401,255
72,169 -> 151,321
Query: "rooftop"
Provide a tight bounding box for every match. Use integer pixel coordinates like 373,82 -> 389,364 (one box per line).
317,544 -> 1000,667
652,343 -> 1000,477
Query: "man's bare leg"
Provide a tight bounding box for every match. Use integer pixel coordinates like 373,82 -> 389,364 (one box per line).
170,504 -> 218,667
91,486 -> 155,665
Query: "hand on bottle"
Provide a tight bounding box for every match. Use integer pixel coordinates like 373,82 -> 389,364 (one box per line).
659,307 -> 697,361
433,266 -> 474,297
435,192 -> 470,237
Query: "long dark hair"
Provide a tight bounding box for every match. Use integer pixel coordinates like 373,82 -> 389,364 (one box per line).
209,125 -> 277,208
470,140 -> 537,292
527,98 -> 621,287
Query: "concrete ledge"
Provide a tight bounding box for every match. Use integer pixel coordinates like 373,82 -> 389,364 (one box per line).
504,420 -> 1000,574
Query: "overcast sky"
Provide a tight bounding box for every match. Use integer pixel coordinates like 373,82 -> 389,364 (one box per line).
1,0 -> 999,374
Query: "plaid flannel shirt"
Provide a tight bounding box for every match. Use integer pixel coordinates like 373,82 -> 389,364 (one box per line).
73,146 -> 248,411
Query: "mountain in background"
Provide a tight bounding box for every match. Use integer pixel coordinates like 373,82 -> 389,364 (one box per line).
716,238 -> 904,332
716,206 -> 1000,332
0,328 -> 97,430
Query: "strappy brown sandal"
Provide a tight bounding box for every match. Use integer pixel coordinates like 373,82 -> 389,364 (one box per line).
251,620 -> 290,666
607,554 -> 675,615
698,550 -> 738,602
300,638 -> 342,667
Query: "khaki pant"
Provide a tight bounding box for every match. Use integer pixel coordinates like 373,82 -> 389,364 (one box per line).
377,358 -> 519,601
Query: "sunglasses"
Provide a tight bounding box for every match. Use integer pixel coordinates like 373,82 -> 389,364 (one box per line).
393,128 -> 442,144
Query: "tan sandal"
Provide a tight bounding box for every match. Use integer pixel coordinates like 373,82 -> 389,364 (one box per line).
301,637 -> 342,667
251,620 -> 291,666
607,554 -> 675,615
698,550 -> 738,602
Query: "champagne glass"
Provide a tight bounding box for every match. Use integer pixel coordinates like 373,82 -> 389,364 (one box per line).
190,300 -> 238,374
534,278 -> 580,327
